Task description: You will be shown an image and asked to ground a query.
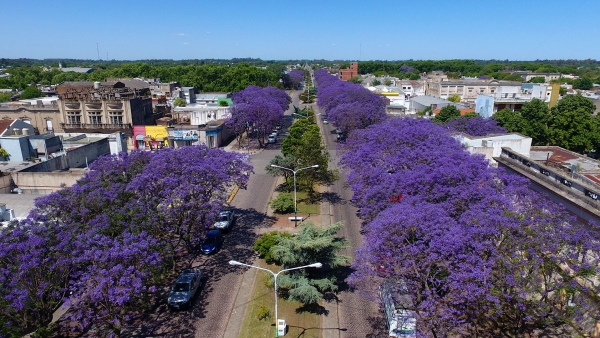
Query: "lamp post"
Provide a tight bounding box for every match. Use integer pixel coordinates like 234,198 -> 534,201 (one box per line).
270,164 -> 318,226
229,260 -> 322,337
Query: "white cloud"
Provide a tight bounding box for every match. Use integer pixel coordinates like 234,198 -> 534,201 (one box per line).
206,31 -> 210,34
173,33 -> 187,36
183,42 -> 189,45
332,43 -> 336,46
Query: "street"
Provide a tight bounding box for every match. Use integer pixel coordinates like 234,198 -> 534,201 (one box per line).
316,105 -> 389,338
140,88 -> 387,338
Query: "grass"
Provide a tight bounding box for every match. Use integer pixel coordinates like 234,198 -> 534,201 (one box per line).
238,260 -> 322,338
295,191 -> 320,215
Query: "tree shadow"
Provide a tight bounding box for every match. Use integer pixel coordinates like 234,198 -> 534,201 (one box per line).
295,303 -> 329,315
317,191 -> 344,205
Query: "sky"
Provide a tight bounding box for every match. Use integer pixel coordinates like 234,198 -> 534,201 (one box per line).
2,0 -> 599,61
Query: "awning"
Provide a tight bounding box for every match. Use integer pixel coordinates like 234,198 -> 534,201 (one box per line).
135,134 -> 144,141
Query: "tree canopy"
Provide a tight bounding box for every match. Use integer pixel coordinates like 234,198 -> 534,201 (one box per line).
0,146 -> 252,336
339,117 -> 600,336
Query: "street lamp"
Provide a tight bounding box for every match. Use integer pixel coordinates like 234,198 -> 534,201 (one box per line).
229,260 -> 322,337
270,164 -> 318,226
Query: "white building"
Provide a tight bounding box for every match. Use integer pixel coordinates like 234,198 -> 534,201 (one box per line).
455,133 -> 532,165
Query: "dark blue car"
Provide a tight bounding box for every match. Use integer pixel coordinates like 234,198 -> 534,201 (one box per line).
201,229 -> 223,255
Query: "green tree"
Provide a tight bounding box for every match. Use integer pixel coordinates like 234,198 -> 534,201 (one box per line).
548,107 -> 599,154
520,98 -> 550,145
281,119 -> 317,157
493,108 -> 525,134
547,94 -> 600,153
253,231 -> 293,264
269,193 -> 295,214
447,93 -> 461,103
529,76 -> 546,83
0,92 -> 11,102
270,221 -> 350,304
553,94 -> 596,115
348,76 -> 362,84
20,86 -> 42,99
409,73 -> 420,80
266,155 -> 298,191
384,79 -> 392,86
432,105 -> 461,123
371,79 -> 381,86
573,77 -> 593,90
173,97 -> 186,107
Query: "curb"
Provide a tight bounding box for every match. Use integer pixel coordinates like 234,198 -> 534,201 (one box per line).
227,186 -> 239,204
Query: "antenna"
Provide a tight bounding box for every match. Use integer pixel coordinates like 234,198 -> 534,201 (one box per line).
96,43 -> 100,60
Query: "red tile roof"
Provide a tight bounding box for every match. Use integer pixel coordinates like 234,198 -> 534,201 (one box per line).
0,120 -> 14,135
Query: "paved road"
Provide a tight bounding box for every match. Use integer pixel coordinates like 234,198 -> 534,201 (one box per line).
134,93 -> 300,338
316,106 -> 389,338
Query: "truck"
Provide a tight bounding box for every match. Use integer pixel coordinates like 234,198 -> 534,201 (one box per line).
380,280 -> 417,337
168,267 -> 204,309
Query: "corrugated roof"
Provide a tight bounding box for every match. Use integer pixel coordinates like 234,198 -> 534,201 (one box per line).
0,120 -> 14,135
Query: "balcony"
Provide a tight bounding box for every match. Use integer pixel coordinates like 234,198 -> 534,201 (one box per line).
60,123 -> 132,131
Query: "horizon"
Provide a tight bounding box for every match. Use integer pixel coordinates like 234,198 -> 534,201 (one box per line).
2,0 -> 599,61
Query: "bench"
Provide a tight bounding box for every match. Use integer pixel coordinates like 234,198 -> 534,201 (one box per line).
288,217 -> 304,222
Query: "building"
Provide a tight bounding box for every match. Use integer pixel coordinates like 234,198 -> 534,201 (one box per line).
425,79 -> 523,104
455,133 -> 532,165
0,96 -> 61,133
409,95 -> 468,114
56,80 -> 161,149
340,62 -> 358,81
59,63 -> 93,74
509,71 -> 561,82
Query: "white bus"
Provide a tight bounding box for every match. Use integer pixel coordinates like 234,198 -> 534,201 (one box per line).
380,280 -> 417,338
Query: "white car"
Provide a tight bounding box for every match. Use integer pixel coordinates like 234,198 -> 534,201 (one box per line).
323,119 -> 329,124
267,135 -> 277,144
213,210 -> 235,231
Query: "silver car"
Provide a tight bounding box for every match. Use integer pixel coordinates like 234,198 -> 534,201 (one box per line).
168,268 -> 204,309
213,210 -> 235,231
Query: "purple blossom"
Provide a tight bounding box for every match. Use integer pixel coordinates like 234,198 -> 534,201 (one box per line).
400,65 -> 414,73
443,116 -> 507,136
341,117 -> 600,335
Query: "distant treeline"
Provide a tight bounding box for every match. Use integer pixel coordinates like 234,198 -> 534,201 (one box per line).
0,62 -> 296,92
357,59 -> 600,80
1,58 -> 599,92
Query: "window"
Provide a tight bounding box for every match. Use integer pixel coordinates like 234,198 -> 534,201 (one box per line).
22,118 -> 31,124
109,111 -> 123,125
46,119 -> 53,131
67,111 -> 81,124
88,111 -> 102,124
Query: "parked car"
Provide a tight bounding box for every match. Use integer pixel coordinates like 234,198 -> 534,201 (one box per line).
337,133 -> 345,141
168,267 -> 204,309
213,210 -> 235,231
267,135 -> 277,144
275,125 -> 282,130
323,119 -> 329,124
201,229 -> 224,255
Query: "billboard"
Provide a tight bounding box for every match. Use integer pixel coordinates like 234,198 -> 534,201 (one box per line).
475,94 -> 495,118
173,130 -> 199,141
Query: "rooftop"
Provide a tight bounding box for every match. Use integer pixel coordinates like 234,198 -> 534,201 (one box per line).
530,146 -> 600,186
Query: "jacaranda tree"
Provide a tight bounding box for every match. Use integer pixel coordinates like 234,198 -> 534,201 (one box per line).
341,117 -> 600,336
226,85 -> 290,147
314,69 -> 386,135
0,145 -> 253,337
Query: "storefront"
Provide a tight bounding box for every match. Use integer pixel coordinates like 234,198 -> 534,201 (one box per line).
133,125 -> 169,150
